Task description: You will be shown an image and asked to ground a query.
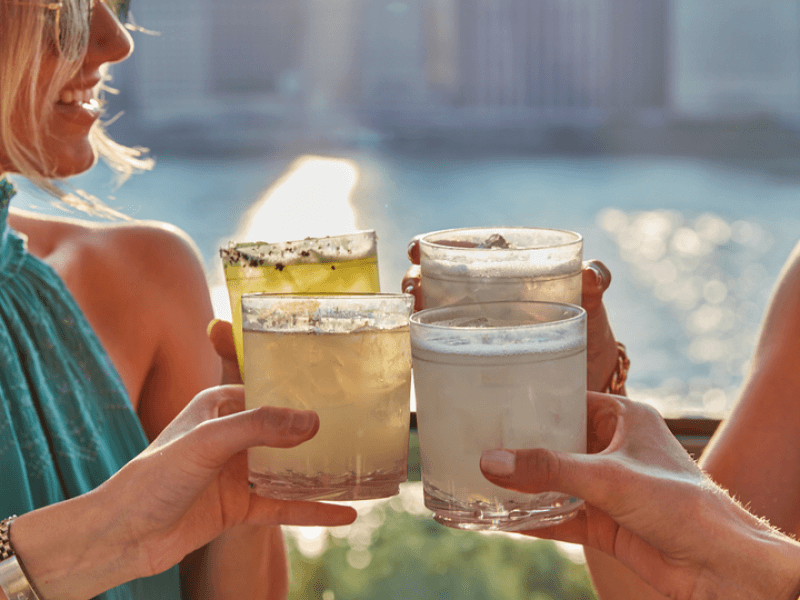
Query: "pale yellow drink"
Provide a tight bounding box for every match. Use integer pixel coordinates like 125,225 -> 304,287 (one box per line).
242,294 -> 413,501
220,231 -> 380,377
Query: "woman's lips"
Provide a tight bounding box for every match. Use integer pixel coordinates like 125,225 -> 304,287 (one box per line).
53,93 -> 101,128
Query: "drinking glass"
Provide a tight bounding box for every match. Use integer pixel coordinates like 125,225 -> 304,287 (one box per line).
410,300 -> 587,530
220,230 -> 380,377
242,293 -> 413,501
418,227 -> 582,308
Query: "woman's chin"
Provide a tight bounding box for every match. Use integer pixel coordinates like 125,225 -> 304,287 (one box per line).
49,148 -> 97,178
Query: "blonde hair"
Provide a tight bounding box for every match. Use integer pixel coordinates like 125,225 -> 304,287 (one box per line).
0,0 -> 152,218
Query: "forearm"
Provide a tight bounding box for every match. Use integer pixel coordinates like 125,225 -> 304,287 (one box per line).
5,490 -> 143,600
181,525 -> 288,600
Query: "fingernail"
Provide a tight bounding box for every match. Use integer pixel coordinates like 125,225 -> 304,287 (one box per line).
206,318 -> 221,337
290,411 -> 317,435
407,240 -> 417,260
481,450 -> 516,476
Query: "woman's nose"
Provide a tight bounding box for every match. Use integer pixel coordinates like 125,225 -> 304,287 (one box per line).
85,1 -> 134,66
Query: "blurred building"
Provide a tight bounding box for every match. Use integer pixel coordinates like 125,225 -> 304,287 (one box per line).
110,0 -> 799,135
113,0 -> 304,124
451,0 -> 668,120
671,0 -> 800,119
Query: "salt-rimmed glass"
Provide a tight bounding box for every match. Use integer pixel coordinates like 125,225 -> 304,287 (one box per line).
242,293 -> 413,501
220,231 -> 380,377
418,227 -> 582,309
411,300 -> 586,530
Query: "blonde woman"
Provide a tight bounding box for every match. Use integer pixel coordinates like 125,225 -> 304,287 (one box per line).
0,2 -> 355,599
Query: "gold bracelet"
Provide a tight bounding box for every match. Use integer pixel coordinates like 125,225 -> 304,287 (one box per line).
0,517 -> 42,600
602,342 -> 630,394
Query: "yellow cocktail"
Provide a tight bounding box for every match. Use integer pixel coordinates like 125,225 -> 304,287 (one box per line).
220,231 -> 380,376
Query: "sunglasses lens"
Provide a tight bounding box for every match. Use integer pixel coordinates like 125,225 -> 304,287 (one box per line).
58,0 -> 91,60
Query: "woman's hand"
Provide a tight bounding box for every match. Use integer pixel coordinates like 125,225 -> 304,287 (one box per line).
401,237 -> 622,392
479,392 -> 800,600
105,385 -> 356,581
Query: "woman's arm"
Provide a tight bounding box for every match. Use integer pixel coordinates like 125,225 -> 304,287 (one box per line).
95,224 -> 297,599
699,240 -> 800,534
7,211 -> 300,599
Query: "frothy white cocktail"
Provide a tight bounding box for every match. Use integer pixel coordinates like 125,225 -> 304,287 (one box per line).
411,301 -> 587,530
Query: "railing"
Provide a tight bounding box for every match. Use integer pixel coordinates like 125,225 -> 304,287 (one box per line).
665,417 -> 722,458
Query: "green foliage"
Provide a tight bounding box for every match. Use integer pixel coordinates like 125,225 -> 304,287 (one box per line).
286,497 -> 597,600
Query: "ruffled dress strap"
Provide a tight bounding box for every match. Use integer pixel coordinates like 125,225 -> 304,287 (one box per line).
0,178 -> 181,599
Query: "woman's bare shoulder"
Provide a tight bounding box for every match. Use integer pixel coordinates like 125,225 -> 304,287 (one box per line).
8,207 -> 207,289
8,209 -> 216,413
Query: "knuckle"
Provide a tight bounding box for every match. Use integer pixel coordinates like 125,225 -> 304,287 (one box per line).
517,448 -> 562,489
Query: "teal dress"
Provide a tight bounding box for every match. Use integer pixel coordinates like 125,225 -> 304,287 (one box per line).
0,179 -> 181,599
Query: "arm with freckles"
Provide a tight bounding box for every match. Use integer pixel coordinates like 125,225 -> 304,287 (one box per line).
699,240 -> 800,532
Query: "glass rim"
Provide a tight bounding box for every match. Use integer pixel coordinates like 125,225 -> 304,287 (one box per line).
409,300 -> 586,331
221,230 -> 378,268
418,226 -> 582,253
221,229 -> 376,253
242,292 -> 412,302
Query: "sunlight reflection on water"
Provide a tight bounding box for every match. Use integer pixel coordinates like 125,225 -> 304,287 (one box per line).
209,155 -> 363,320
600,207 -> 776,417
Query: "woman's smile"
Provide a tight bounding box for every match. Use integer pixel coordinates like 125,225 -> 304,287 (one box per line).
53,85 -> 102,129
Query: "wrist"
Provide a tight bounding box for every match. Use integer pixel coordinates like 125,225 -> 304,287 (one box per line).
9,488 -> 143,600
699,504 -> 800,600
746,529 -> 800,600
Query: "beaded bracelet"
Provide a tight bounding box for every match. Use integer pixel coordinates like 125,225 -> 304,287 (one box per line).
0,516 -> 42,600
602,342 -> 630,395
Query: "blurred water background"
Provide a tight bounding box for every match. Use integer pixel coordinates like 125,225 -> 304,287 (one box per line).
16,0 -> 796,418
16,152 -> 798,418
